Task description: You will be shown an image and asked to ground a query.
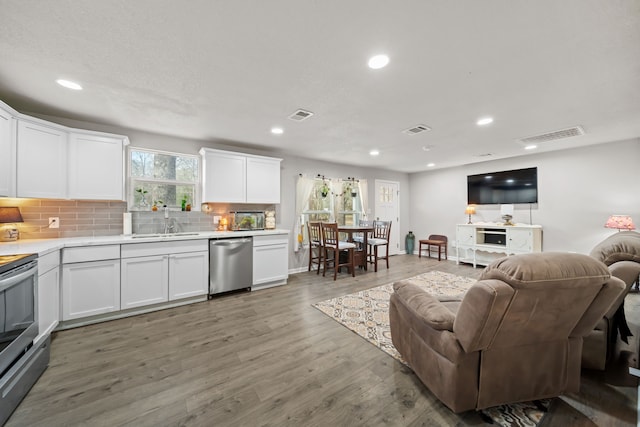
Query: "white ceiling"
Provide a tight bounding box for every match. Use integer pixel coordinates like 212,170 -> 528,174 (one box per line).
1,1 -> 639,173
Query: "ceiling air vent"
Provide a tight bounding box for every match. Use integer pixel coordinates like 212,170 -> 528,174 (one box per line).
518,126 -> 585,144
288,109 -> 314,121
402,124 -> 432,135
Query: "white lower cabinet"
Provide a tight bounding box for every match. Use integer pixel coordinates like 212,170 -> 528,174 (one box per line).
252,234 -> 288,289
37,250 -> 60,343
169,251 -> 208,300
62,259 -> 121,321
61,245 -> 121,321
121,240 -> 208,310
121,255 -> 169,309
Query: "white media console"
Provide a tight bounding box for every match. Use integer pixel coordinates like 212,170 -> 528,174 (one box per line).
455,223 -> 542,268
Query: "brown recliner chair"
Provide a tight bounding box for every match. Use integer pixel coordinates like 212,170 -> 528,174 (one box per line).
389,252 -> 625,413
582,230 -> 640,370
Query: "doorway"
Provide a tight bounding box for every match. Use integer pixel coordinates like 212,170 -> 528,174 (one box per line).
374,179 -> 400,255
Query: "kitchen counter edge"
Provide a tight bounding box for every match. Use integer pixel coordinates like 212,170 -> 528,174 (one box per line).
0,229 -> 290,256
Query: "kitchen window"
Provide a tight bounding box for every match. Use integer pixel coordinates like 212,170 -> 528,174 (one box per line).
129,148 -> 199,210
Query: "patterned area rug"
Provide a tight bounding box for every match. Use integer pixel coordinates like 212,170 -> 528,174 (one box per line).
312,270 -> 549,427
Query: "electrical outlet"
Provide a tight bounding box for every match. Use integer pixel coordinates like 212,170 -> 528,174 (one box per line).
49,217 -> 59,229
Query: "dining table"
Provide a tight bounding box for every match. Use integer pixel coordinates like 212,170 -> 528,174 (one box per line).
338,225 -> 374,271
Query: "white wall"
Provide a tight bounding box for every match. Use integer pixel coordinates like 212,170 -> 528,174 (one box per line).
408,138 -> 640,255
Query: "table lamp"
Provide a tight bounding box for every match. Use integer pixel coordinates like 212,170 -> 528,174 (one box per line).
604,215 -> 635,232
465,205 -> 476,224
0,206 -> 24,242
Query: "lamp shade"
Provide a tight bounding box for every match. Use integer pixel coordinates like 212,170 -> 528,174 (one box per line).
0,207 -> 23,223
604,215 -> 636,230
464,205 -> 476,215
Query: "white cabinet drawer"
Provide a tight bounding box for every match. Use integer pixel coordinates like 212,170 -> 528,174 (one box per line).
62,245 -> 120,263
38,250 -> 60,274
253,234 -> 288,247
121,240 -> 208,258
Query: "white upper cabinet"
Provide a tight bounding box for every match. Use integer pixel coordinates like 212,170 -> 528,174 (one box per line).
246,156 -> 281,204
17,119 -> 68,198
201,149 -> 246,203
0,104 -> 16,197
2,98 -> 129,201
68,131 -> 129,200
200,148 -> 282,203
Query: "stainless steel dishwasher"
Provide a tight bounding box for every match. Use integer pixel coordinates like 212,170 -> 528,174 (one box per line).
209,237 -> 253,295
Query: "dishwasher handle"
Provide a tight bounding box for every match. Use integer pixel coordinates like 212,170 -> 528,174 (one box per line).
210,238 -> 253,248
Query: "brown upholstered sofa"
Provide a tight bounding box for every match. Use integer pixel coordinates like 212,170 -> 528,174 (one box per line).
582,231 -> 640,370
389,252 -> 626,413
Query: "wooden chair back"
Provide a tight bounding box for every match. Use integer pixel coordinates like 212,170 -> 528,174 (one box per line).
321,222 -> 340,248
373,220 -> 392,240
308,221 -> 322,244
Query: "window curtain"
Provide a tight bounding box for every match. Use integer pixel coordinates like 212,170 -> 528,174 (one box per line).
358,179 -> 369,221
294,175 -> 316,252
330,178 -> 343,224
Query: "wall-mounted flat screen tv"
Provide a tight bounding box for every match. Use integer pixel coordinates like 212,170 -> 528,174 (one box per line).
467,167 -> 538,205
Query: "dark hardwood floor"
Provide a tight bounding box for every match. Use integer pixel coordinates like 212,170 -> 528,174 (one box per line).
6,255 -> 638,426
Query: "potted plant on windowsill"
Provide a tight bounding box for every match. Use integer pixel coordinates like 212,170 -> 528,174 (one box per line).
181,194 -> 191,211
135,188 -> 148,209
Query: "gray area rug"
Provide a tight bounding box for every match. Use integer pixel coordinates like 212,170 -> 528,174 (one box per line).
312,270 -> 550,427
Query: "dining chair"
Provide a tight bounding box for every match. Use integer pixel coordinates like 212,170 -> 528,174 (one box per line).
368,220 -> 392,272
321,222 -> 356,280
307,221 -> 323,274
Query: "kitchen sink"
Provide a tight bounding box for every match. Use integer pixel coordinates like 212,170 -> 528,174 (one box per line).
131,232 -> 201,239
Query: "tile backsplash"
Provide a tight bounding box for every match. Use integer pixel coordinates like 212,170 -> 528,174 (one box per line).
0,199 -> 277,240
133,203 -> 276,234
0,199 -> 126,239
132,210 -> 213,235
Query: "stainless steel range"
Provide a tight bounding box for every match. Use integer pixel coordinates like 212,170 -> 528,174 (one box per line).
0,253 -> 50,425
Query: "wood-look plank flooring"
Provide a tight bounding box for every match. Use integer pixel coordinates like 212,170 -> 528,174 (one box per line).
6,255 -> 638,426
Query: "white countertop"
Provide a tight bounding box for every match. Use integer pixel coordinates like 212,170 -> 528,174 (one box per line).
0,229 -> 290,256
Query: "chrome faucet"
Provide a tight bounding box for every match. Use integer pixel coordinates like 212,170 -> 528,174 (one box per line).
163,206 -> 175,234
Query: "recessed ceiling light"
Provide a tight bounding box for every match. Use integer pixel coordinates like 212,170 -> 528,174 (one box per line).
56,79 -> 83,90
270,127 -> 283,135
368,54 -> 389,69
476,117 -> 493,126
524,144 -> 537,150
427,163 -> 435,167
369,149 -> 380,156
